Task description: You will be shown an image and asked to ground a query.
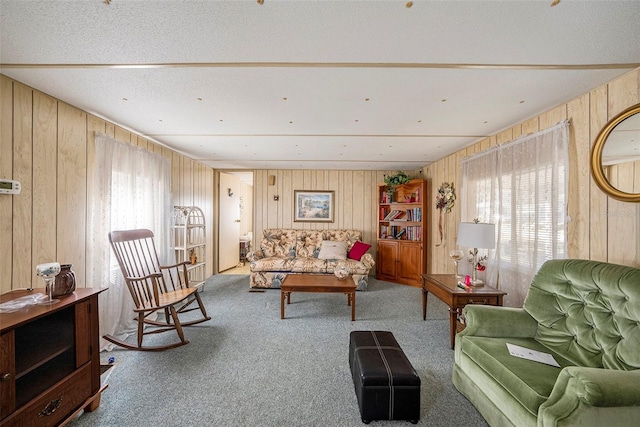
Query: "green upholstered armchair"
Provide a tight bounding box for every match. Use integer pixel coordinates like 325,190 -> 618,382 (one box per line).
452,259 -> 640,427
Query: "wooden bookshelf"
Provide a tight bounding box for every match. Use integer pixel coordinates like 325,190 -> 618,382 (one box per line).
376,179 -> 427,287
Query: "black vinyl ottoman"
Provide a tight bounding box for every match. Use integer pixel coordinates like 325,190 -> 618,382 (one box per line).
349,331 -> 420,424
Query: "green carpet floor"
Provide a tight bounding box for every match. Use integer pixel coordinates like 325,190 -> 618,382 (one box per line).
68,274 -> 487,427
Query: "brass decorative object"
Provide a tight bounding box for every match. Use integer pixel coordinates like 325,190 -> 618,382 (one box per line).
590,103 -> 640,203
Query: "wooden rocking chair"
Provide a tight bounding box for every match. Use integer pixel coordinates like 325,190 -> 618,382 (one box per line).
104,228 -> 211,351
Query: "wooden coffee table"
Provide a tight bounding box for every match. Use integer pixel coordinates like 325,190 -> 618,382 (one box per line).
281,274 -> 357,321
421,274 -> 506,349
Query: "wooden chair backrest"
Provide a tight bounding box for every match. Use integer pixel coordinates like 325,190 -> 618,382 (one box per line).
109,229 -> 187,310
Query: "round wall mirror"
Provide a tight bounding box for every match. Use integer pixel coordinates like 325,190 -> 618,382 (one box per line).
590,103 -> 640,202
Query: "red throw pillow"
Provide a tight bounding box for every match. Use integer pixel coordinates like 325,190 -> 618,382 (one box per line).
347,241 -> 371,261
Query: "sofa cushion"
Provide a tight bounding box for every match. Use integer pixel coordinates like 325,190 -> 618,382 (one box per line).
291,257 -> 327,273
461,336 -> 574,416
327,258 -> 369,275
348,241 -> 371,261
323,229 -> 362,251
250,257 -> 294,272
318,241 -> 348,260
296,230 -> 323,258
260,229 -> 297,257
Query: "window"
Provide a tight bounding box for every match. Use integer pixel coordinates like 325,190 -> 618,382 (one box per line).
88,134 -> 172,350
461,121 -> 569,306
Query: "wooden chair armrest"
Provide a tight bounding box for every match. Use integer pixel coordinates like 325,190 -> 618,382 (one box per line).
159,261 -> 191,270
126,272 -> 162,281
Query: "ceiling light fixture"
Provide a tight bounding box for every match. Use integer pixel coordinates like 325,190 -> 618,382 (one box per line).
406,1 -> 413,8
257,0 -> 264,5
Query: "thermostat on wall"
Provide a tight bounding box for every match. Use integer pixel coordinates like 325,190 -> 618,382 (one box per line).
0,179 -> 21,195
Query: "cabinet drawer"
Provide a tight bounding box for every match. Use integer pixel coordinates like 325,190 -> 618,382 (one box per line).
457,296 -> 499,306
1,363 -> 91,427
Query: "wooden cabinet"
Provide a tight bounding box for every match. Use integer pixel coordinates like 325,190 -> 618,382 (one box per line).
172,206 -> 206,289
376,179 -> 427,287
0,288 -> 107,427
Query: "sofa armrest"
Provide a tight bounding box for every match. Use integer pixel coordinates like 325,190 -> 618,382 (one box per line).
360,253 -> 375,269
538,367 -> 640,426
460,305 -> 538,338
246,250 -> 263,262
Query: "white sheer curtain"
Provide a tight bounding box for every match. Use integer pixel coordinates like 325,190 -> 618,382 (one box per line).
88,133 -> 172,350
461,121 -> 569,307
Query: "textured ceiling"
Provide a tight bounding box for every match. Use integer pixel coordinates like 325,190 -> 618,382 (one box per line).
1,0 -> 639,170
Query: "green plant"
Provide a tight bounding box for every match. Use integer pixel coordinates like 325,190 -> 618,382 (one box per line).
384,171 -> 410,191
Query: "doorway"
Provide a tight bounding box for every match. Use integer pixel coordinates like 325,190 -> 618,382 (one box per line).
218,171 -> 253,273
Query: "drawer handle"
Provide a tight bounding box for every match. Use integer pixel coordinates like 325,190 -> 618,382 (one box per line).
39,397 -> 62,417
468,299 -> 488,304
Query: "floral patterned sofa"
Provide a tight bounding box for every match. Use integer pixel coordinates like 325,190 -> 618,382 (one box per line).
246,229 -> 375,290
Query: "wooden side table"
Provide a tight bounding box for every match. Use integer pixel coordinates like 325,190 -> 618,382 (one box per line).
421,274 -> 506,349
0,288 -> 108,426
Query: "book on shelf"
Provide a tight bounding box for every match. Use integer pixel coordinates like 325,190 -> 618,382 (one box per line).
383,210 -> 405,221
380,225 -> 423,241
404,208 -> 422,222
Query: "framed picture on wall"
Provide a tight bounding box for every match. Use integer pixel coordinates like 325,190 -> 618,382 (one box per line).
294,190 -> 334,222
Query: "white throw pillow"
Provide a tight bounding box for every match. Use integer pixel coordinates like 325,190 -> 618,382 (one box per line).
317,241 -> 348,260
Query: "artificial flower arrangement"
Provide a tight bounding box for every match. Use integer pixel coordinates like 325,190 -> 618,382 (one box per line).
435,182 -> 456,213
466,218 -> 488,272
472,254 -> 488,272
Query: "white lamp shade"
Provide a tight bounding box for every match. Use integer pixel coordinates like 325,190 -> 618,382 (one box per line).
457,222 -> 496,249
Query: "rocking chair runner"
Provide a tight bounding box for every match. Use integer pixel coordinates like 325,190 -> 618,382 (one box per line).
105,228 -> 211,351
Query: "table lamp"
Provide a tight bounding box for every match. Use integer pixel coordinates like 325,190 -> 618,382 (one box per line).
457,220 -> 495,286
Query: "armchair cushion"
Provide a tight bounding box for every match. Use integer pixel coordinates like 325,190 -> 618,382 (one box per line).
461,336 -> 574,415
524,260 -> 640,370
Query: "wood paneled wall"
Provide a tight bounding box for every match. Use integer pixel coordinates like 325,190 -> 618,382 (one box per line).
4,67 -> 638,294
0,75 -> 215,294
423,67 -> 640,275
251,169 -> 422,259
